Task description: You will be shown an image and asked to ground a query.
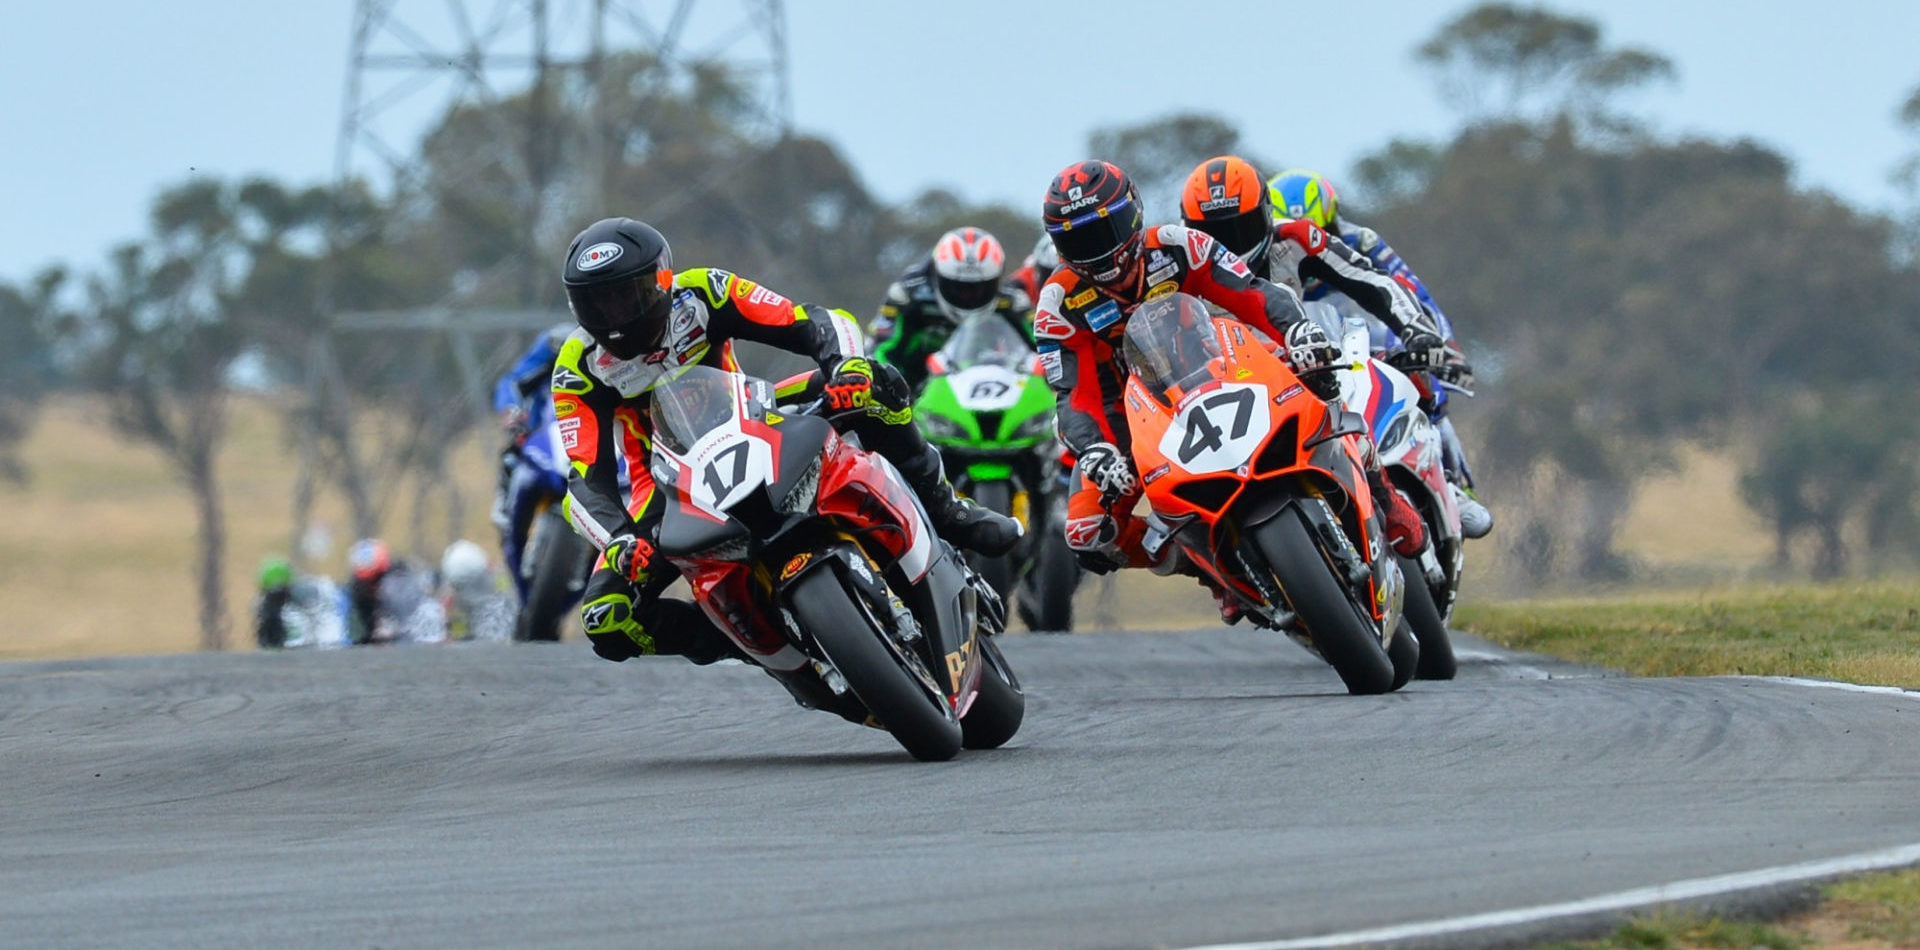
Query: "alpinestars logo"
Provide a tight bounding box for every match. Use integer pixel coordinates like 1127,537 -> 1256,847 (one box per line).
582,601 -> 615,632
1032,307 -> 1074,341
1063,516 -> 1107,551
551,365 -> 589,392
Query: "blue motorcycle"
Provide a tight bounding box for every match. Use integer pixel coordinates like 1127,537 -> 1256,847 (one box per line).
499,392 -> 595,642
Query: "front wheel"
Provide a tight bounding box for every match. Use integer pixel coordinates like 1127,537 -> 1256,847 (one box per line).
1021,521 -> 1077,633
513,509 -> 592,642
1397,554 -> 1457,680
1253,507 -> 1396,695
961,636 -> 1024,749
788,568 -> 962,762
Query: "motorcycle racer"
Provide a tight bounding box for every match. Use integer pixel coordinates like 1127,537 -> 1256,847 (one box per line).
869,227 -> 1032,392
553,217 -> 1021,666
1268,167 -> 1491,538
1035,160 -> 1430,590
1008,234 -> 1059,305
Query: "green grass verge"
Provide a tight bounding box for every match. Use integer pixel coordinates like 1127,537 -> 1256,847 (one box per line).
1535,911 -> 1806,949
1462,581 -> 1920,948
1533,868 -> 1920,949
1455,580 -> 1920,688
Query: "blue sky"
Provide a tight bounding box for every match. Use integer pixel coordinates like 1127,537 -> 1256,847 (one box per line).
4,1 -> 1918,283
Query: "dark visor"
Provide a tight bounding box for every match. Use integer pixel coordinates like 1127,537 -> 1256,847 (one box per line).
568,273 -> 669,339
1193,210 -> 1272,262
937,275 -> 999,312
1047,196 -> 1138,265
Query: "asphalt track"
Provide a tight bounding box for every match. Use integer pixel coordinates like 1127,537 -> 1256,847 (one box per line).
4,629 -> 1918,950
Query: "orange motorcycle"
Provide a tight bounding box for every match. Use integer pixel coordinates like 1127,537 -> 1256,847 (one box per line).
1121,293 -> 1418,694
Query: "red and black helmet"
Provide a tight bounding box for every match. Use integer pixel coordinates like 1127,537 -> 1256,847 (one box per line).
1042,160 -> 1145,289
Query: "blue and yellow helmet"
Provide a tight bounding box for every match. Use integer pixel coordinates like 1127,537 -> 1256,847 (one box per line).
1267,169 -> 1340,231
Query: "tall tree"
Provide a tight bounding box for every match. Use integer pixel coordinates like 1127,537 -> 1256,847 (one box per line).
1416,3 -> 1674,129
1086,113 -> 1263,221
0,269 -> 63,482
65,181 -> 251,650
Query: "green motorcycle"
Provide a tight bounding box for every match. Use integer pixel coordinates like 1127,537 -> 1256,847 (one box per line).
913,313 -> 1078,632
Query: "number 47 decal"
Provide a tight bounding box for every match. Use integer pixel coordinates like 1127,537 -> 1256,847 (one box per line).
1177,387 -> 1257,464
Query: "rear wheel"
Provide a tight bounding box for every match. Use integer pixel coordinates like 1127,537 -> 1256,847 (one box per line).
1397,554 -> 1457,680
961,636 -> 1024,749
514,509 -> 592,642
789,567 -> 962,762
1253,507 -> 1396,695
967,480 -> 1018,607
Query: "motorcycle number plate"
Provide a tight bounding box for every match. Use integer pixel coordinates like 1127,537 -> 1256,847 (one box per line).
1159,383 -> 1270,474
948,366 -> 1025,411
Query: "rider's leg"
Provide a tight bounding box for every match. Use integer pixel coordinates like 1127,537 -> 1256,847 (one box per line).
1434,415 -> 1492,539
845,363 -> 1022,557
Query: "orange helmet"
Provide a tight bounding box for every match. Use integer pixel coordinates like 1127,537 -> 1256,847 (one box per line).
1180,156 -> 1274,273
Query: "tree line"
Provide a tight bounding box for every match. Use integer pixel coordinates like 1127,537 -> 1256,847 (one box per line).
1,4 -> 1917,648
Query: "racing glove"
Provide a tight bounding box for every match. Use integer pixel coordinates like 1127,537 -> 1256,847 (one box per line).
500,406 -> 532,446
1075,442 -> 1138,502
1397,331 -> 1450,374
824,357 -> 875,411
1281,322 -> 1341,374
602,531 -> 654,584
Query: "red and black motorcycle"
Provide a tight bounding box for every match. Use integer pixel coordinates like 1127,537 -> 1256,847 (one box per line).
647,365 -> 1023,761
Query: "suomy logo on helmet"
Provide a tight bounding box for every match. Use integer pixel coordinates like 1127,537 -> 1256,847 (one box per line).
576,242 -> 624,271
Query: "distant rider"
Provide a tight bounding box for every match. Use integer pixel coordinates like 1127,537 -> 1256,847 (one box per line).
489,324 -> 572,583
553,217 -> 1021,667
869,227 -> 1032,392
1008,235 -> 1059,305
1267,168 -> 1491,538
1033,160 -> 1432,620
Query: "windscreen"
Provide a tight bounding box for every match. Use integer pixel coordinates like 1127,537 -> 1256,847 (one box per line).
941,312 -> 1032,371
651,365 -> 747,456
1120,292 -> 1225,406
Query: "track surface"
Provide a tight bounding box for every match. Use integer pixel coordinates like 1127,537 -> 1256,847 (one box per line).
4,630 -> 1918,949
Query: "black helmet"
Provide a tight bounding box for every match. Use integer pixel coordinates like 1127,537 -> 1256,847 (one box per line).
1042,160 -> 1145,290
562,218 -> 673,361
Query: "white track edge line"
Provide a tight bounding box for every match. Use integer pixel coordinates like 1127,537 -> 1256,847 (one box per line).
1175,841 -> 1920,950
1737,675 -> 1915,696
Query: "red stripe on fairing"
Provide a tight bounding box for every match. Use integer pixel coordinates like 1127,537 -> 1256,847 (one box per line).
1363,363 -> 1390,425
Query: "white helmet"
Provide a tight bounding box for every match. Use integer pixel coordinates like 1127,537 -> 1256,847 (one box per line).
930,227 -> 1006,324
439,539 -> 491,588
1030,235 -> 1060,284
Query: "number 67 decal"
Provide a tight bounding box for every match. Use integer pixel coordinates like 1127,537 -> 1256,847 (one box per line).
1158,383 -> 1270,473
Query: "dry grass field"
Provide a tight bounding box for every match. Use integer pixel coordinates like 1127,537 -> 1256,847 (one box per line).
0,394 -> 1794,660
0,396 -> 501,659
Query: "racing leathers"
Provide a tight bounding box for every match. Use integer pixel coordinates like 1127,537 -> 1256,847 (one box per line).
1037,225 -> 1429,573
1260,217 -> 1443,356
869,258 -> 1032,392
1320,217 -> 1489,536
490,329 -> 565,583
555,267 -> 1014,664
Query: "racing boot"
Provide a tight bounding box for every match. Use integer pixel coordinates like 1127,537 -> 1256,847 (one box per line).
896,443 -> 1023,557
1451,482 -> 1493,540
1150,546 -> 1243,626
1368,470 -> 1428,558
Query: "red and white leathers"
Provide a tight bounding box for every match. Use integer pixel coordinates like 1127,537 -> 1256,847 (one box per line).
1038,224 -> 1300,569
